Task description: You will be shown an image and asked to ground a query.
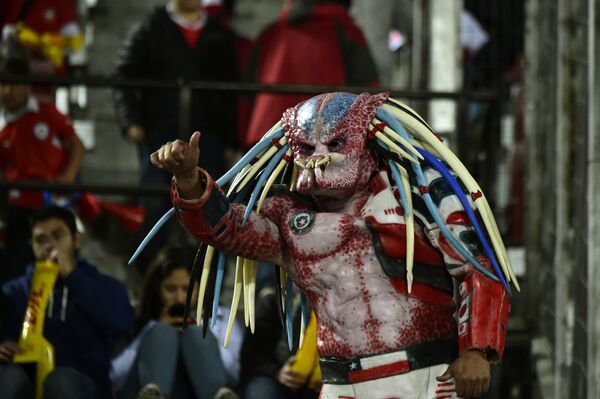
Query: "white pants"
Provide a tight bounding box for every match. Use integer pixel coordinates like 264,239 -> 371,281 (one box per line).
319,364 -> 462,399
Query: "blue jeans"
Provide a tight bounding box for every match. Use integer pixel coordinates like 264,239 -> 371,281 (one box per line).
120,323 -> 228,399
0,364 -> 97,399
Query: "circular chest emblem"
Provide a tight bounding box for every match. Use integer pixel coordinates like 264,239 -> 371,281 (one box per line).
33,122 -> 49,140
290,211 -> 315,235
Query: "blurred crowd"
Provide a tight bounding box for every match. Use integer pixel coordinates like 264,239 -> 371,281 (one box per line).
0,0 -> 378,398
0,0 -> 524,398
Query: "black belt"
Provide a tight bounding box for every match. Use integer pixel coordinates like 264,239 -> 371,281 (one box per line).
319,339 -> 458,385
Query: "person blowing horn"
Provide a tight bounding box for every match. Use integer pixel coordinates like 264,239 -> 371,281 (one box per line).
0,206 -> 133,399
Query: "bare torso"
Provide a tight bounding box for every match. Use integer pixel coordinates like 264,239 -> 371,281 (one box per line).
277,190 -> 456,358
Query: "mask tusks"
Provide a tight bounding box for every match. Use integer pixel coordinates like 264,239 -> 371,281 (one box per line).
295,155 -> 331,171
315,155 -> 331,169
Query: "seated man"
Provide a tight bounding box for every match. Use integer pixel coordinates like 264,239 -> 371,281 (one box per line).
0,41 -> 85,282
0,206 -> 134,399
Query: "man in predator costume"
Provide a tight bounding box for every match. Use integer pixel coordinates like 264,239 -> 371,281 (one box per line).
148,92 -> 516,399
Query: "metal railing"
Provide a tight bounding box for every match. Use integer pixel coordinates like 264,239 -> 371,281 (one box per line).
0,73 -> 499,100
0,73 -> 500,197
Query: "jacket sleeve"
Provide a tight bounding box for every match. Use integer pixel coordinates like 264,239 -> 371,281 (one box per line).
415,166 -> 511,361
112,21 -> 148,135
0,281 -> 28,342
200,20 -> 240,148
172,168 -> 291,266
64,268 -> 134,337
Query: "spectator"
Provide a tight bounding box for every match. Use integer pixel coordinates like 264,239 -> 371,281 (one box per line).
240,286 -> 318,399
111,246 -> 243,399
1,0 -> 83,100
0,205 -> 134,399
112,0 -> 239,269
1,0 -> 82,70
243,0 -> 379,148
0,41 -> 84,283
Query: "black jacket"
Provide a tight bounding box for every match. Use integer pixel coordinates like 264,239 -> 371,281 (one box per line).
112,6 -> 238,151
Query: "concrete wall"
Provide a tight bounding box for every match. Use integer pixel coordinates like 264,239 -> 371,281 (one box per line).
525,0 -> 600,397
590,4 -> 600,395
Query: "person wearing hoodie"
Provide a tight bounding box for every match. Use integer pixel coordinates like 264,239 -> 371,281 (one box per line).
0,205 -> 134,399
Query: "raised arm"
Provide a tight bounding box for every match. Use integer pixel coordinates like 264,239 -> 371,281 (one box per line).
150,132 -> 289,265
150,131 -> 205,201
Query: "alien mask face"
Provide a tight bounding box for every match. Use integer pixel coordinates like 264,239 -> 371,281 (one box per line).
282,92 -> 388,198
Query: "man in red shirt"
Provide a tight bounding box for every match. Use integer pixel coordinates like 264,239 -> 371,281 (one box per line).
0,43 -> 84,282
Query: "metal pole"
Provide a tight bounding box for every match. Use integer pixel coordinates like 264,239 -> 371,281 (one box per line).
428,0 -> 463,150
0,74 -> 498,101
